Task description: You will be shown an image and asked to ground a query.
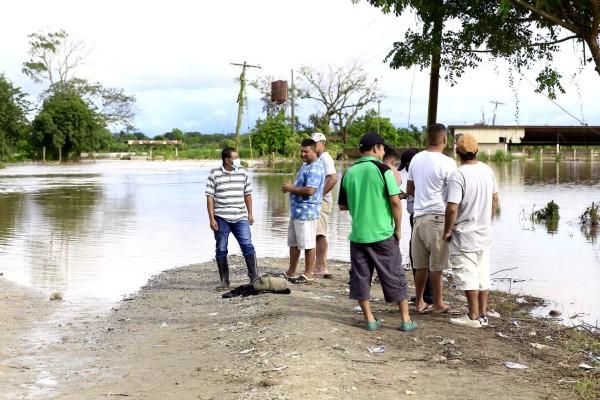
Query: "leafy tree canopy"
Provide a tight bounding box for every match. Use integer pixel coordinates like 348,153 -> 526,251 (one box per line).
0,74 -> 31,158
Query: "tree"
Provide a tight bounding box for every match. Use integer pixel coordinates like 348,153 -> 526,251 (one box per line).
251,111 -> 291,155
23,29 -> 137,129
347,109 -> 399,146
31,90 -> 102,161
357,0 -> 600,125
296,61 -> 382,144
0,74 -> 30,159
164,128 -> 184,141
250,75 -> 289,117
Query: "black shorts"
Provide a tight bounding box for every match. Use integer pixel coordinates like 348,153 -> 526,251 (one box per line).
349,235 -> 408,303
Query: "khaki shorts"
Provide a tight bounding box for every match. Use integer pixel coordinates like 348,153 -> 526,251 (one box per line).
287,218 -> 317,250
316,200 -> 332,237
449,243 -> 491,291
411,214 -> 450,272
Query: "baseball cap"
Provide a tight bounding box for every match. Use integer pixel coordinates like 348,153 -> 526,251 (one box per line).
359,132 -> 391,150
310,132 -> 327,142
398,148 -> 419,171
456,133 -> 478,155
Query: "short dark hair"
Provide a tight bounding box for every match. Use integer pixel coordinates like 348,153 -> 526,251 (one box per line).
457,149 -> 477,161
383,147 -> 398,161
427,123 -> 447,146
222,147 -> 237,163
301,138 -> 316,149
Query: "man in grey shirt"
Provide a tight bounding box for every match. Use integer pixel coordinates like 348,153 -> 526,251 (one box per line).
443,134 -> 499,328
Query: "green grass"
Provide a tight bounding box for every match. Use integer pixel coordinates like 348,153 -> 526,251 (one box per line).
575,376 -> 600,400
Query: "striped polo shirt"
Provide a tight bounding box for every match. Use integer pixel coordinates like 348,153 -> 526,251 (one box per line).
205,165 -> 252,222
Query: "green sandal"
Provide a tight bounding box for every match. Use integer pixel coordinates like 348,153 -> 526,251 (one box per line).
365,318 -> 382,331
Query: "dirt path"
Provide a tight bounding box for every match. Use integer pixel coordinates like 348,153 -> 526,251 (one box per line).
1,257 -> 598,399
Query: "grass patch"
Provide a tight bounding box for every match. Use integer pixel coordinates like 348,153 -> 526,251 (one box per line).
575,375 -> 600,400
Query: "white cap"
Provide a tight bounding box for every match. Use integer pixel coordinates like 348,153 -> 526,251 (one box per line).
310,132 -> 327,142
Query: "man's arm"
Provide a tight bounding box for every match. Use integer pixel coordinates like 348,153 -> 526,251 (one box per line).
207,196 -> 218,231
443,203 -> 459,242
491,192 -> 499,221
244,194 -> 254,225
406,180 -> 415,197
322,173 -> 338,196
281,183 -> 317,197
389,194 -> 402,241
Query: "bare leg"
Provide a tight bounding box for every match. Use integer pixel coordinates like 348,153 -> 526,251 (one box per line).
358,300 -> 376,323
465,290 -> 480,320
397,299 -> 412,323
286,247 -> 300,277
478,290 -> 489,317
304,248 -> 316,278
314,235 -> 328,273
413,268 -> 429,312
430,271 -> 447,312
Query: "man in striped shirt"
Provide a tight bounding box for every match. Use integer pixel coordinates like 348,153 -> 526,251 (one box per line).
206,147 -> 258,289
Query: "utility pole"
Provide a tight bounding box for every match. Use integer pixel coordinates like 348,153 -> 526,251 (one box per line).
231,61 -> 261,149
377,99 -> 381,135
291,69 -> 295,137
489,100 -> 505,126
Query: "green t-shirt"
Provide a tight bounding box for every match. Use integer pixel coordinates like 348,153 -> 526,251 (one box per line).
338,156 -> 400,243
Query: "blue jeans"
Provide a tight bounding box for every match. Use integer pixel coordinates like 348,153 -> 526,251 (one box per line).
214,216 -> 255,259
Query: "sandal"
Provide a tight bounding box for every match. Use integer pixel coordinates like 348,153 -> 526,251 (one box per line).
283,271 -> 297,282
291,274 -> 313,285
432,307 -> 464,316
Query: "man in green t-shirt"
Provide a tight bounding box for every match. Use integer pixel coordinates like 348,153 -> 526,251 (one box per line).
338,133 -> 417,332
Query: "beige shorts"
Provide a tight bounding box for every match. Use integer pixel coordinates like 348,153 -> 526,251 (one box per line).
287,218 -> 317,250
411,214 -> 450,272
449,243 -> 491,291
316,200 -> 332,237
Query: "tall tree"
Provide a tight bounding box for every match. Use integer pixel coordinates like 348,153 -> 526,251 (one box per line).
0,74 -> 30,159
296,61 -> 382,144
31,90 -> 102,161
357,0 -> 600,125
22,29 -> 137,129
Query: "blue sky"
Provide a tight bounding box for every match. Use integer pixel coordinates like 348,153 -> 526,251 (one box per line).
2,0 -> 599,136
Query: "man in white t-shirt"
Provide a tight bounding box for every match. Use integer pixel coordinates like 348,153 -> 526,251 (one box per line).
311,132 -> 338,278
406,123 -> 461,315
443,134 -> 499,328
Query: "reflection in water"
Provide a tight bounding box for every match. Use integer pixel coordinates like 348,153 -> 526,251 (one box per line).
0,160 -> 599,325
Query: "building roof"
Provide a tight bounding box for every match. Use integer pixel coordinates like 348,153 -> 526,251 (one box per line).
448,125 -> 600,145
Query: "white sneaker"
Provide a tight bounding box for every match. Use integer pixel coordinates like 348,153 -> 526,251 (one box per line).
450,315 -> 482,328
479,316 -> 489,326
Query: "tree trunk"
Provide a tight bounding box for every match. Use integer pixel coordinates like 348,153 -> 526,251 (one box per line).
427,1 -> 444,129
584,34 -> 600,76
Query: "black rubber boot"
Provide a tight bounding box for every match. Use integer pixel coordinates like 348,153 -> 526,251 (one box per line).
244,253 -> 258,283
216,258 -> 230,290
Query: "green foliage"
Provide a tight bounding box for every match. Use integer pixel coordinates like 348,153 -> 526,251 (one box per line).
490,150 -> 514,162
580,202 -> 600,227
252,111 -> 292,156
0,75 -> 31,160
478,152 -> 490,162
359,0 -> 600,100
31,90 -> 104,160
532,200 -> 560,221
347,109 -> 398,146
555,151 -> 563,162
23,29 -> 137,130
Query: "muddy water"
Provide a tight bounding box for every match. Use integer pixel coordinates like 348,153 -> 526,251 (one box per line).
0,160 -> 598,323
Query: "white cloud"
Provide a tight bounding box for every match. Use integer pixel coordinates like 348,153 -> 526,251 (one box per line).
2,0 -> 599,136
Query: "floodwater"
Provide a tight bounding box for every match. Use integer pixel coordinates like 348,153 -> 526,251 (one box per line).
0,160 -> 599,324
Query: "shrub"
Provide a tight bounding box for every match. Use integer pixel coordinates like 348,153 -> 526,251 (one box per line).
532,200 -> 560,221
580,202 -> 600,226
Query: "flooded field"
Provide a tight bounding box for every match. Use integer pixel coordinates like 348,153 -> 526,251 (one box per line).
0,160 -> 598,323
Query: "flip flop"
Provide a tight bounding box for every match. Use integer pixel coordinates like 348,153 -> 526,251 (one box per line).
291,274 -> 314,285
432,307 -> 464,316
411,304 -> 433,314
283,271 -> 297,282
323,273 -> 333,279
313,271 -> 325,278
